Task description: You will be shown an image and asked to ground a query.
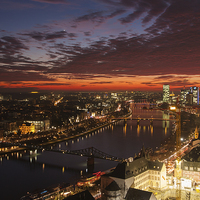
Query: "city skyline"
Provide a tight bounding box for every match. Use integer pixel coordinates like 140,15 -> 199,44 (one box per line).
1,0 -> 200,92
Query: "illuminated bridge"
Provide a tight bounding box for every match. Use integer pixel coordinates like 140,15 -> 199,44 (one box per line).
110,117 -> 174,121
0,142 -> 124,162
48,146 -> 124,162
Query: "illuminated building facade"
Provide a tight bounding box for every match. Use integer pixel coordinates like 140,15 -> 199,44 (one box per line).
111,93 -> 118,99
169,92 -> 177,104
19,122 -> 35,134
181,146 -> 200,184
101,157 -> 166,200
190,86 -> 199,105
180,89 -> 190,105
24,119 -> 50,132
163,85 -> 170,103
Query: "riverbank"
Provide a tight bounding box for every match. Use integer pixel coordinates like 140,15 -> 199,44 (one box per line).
0,110 -> 132,155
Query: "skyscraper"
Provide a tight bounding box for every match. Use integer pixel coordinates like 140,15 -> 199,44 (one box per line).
180,89 -> 190,106
190,86 -> 199,105
163,85 -> 170,103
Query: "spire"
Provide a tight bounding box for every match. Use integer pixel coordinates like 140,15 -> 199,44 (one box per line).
134,153 -> 137,159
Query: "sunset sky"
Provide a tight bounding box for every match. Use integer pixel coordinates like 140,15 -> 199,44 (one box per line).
1,0 -> 200,92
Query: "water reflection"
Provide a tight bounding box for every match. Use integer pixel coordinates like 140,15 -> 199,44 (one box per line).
0,104 -> 174,200
143,126 -> 146,133
165,126 -> 167,135
137,125 -> 140,136
162,112 -> 170,128
150,125 -> 153,136
123,124 -> 127,135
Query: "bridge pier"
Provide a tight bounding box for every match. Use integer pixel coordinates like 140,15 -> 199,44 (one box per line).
87,156 -> 94,172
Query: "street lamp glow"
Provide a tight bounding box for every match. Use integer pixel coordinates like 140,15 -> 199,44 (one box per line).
170,106 -> 176,110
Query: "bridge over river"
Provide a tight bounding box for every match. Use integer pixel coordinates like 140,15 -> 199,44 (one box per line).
0,142 -> 124,163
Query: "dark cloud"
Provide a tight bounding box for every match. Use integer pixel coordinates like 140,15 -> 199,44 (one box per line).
99,0 -> 170,24
126,82 -> 133,85
154,75 -> 176,80
34,83 -> 71,86
0,0 -> 36,10
84,32 -> 91,36
20,31 -> 76,41
0,36 -> 30,64
142,78 -> 199,87
108,9 -> 126,18
2,0 -> 200,90
75,9 -> 126,25
0,68 -> 54,82
141,82 -> 153,85
119,9 -> 146,24
90,81 -> 112,84
154,75 -> 189,80
32,0 -> 70,4
1,36 -> 28,51
75,11 -> 105,23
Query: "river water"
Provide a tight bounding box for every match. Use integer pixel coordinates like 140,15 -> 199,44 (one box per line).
0,104 -> 173,200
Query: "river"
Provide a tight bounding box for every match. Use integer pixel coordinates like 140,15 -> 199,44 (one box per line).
0,104 -> 173,200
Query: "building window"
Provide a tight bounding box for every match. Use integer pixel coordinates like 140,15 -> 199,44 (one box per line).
185,166 -> 188,170
198,168 -> 200,171
190,167 -> 193,171
150,181 -> 153,187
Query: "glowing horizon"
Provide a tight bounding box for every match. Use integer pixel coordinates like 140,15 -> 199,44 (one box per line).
1,0 -> 200,92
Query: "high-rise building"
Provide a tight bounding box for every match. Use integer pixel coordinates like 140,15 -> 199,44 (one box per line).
181,89 -> 190,105
186,92 -> 193,105
163,85 -> 170,103
190,86 -> 199,105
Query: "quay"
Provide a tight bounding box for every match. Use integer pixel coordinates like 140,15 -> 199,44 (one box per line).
0,111 -> 132,156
